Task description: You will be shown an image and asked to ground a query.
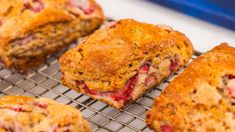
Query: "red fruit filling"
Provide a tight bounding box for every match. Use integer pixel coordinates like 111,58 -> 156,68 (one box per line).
227,87 -> 235,97
75,56 -> 180,103
69,0 -> 96,15
64,128 -> 72,132
22,0 -> 44,13
77,81 -> 97,95
139,63 -> 149,74
82,4 -> 96,14
160,124 -> 174,132
3,106 -> 27,112
224,74 -> 235,98
34,102 -> 48,109
109,76 -> 138,102
228,75 -> 235,79
76,75 -> 138,102
76,63 -> 151,103
106,21 -> 116,28
169,58 -> 179,72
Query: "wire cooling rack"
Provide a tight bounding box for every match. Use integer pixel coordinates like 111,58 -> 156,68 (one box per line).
0,41 -> 200,132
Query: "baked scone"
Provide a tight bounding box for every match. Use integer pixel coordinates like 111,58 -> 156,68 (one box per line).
0,96 -> 89,132
0,0 -> 104,72
59,19 -> 194,109
146,43 -> 235,132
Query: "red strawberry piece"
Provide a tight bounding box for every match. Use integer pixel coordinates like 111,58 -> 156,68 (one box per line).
139,64 -> 149,74
77,75 -> 138,103
145,74 -> 156,86
69,0 -> 96,15
77,81 -> 87,89
83,4 -> 96,14
160,124 -> 174,132
227,87 -> 235,97
11,107 -> 24,112
169,59 -> 179,72
111,76 -> 137,102
22,0 -> 44,13
34,102 -> 47,109
107,21 -> 116,28
112,94 -> 123,102
227,79 -> 235,97
64,128 -> 72,132
83,86 -> 97,95
228,75 -> 235,79
77,81 -> 97,95
4,106 -> 26,112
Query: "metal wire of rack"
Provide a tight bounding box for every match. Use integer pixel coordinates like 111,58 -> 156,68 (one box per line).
0,42 -> 200,132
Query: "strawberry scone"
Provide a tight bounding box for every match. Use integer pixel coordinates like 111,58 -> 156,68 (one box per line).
146,44 -> 235,131
0,0 -> 104,72
59,19 -> 194,109
0,96 -> 89,132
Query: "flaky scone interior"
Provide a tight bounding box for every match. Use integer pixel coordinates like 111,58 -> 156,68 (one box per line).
146,43 -> 235,131
60,19 -> 194,109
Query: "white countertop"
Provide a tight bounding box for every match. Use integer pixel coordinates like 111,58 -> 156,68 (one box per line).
97,0 -> 235,52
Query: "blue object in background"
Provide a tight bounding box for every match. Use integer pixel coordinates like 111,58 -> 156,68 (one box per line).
148,0 -> 235,31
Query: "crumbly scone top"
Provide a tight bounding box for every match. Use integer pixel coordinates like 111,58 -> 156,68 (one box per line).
60,19 -> 194,92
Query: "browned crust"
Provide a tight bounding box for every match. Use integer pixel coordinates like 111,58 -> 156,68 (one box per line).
59,19 -> 194,92
0,96 -> 35,105
0,96 -> 90,132
0,0 -> 104,72
146,43 -> 235,131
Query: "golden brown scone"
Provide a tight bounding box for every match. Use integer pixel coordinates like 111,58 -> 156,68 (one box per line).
146,43 -> 235,132
0,96 -> 90,132
59,19 -> 194,109
0,0 -> 104,72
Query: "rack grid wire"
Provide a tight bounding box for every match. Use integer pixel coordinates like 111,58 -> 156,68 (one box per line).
0,42 -> 200,132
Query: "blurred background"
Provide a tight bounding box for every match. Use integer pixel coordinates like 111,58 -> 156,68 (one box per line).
149,0 -> 235,31
97,0 -> 235,52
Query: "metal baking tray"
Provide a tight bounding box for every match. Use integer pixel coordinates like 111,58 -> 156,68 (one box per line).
0,41 -> 200,132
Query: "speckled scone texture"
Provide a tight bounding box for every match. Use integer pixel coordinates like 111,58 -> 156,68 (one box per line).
0,96 -> 90,132
146,43 -> 235,132
60,19 -> 194,109
0,0 -> 104,72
